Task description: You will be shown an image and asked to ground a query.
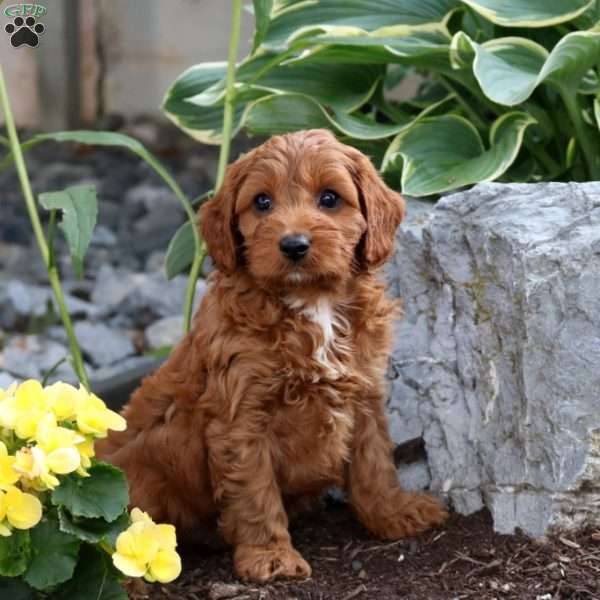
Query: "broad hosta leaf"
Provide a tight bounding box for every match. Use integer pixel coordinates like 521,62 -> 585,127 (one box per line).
0,577 -> 35,600
164,59 -> 383,144
39,184 -> 98,278
0,529 -> 31,577
392,112 -> 535,196
58,507 -> 129,545
24,517 -> 80,590
453,31 -> 600,105
51,462 -> 129,522
50,545 -> 127,600
460,0 -> 594,27
247,93 -> 411,139
262,0 -> 460,50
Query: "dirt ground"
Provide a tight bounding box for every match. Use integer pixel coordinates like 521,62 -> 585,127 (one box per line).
143,501 -> 600,600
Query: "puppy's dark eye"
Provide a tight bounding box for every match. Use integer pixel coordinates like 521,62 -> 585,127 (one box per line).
318,189 -> 341,210
254,193 -> 272,213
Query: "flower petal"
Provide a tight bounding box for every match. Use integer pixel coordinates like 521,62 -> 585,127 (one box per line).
148,549 -> 182,583
112,553 -> 148,578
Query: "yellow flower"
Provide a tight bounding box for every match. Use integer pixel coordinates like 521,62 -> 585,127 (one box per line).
0,485 -> 42,533
112,510 -> 181,583
34,413 -> 83,475
14,447 -> 59,490
0,442 -> 19,489
76,391 -> 126,438
76,436 -> 95,470
43,381 -> 82,421
0,380 -> 47,439
0,381 -> 17,402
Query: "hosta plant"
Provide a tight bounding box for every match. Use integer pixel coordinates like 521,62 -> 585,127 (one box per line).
0,380 -> 182,599
164,0 -> 600,199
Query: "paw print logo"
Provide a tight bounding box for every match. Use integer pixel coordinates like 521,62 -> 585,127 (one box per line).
5,16 -> 45,48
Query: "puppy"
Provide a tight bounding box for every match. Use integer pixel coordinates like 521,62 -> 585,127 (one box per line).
97,129 -> 447,582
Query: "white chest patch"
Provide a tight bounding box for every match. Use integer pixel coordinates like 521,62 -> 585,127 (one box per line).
285,297 -> 351,379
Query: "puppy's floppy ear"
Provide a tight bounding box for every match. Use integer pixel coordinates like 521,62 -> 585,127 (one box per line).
199,155 -> 248,274
344,147 -> 405,269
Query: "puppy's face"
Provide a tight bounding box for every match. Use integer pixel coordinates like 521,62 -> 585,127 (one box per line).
201,129 -> 405,291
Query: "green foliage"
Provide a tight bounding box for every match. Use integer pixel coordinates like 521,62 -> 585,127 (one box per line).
50,545 -> 127,600
23,516 -> 80,590
51,462 -> 129,522
58,507 -> 130,546
0,530 -> 31,577
164,0 -> 600,196
39,184 -> 98,278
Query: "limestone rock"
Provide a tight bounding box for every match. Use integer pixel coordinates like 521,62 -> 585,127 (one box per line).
386,182 -> 600,537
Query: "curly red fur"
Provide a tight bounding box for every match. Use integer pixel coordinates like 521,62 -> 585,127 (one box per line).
97,129 -> 447,582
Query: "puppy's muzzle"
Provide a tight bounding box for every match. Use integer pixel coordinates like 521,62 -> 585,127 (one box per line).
279,235 -> 310,262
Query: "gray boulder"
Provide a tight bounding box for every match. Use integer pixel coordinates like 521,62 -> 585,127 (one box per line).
145,315 -> 184,350
386,182 -> 600,537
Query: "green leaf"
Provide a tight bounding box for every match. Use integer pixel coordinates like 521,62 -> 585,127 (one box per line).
393,112 -> 535,196
253,0 -> 274,50
0,529 -> 31,577
58,507 -> 129,546
459,0 -> 594,27
49,545 -> 127,600
247,93 -> 411,139
165,221 -> 196,280
453,31 -> 600,105
24,517 -> 80,590
51,462 -> 129,523
0,577 -> 35,600
39,184 -> 98,278
164,59 -> 383,144
262,0 -> 460,51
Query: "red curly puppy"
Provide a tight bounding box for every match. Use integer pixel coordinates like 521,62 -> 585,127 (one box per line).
97,129 -> 447,582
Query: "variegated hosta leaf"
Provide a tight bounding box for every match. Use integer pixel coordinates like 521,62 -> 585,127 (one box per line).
452,31 -> 600,106
252,0 -> 274,50
286,30 -> 453,72
459,0 -> 594,27
389,113 -> 535,196
262,0 -> 460,51
163,58 -> 383,145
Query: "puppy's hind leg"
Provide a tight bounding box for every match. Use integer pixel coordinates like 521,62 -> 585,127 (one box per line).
207,417 -> 311,583
348,396 -> 448,540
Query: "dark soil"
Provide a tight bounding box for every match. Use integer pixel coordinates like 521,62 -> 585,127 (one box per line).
144,503 -> 600,600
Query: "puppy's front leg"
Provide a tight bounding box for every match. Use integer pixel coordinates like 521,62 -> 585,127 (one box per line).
348,393 -> 447,539
206,418 -> 311,583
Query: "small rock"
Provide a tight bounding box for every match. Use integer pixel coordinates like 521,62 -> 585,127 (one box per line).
358,569 -> 368,580
90,355 -> 159,385
0,279 -> 101,329
208,582 -> 247,600
351,559 -> 362,572
125,183 -> 179,214
91,225 -> 118,247
1,335 -> 82,383
145,250 -> 166,272
0,371 -> 18,389
74,322 -> 135,367
145,315 -> 184,350
33,162 -> 96,192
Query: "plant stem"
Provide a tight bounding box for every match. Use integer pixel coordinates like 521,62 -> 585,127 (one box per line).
216,0 -> 243,190
561,92 -> 600,180
0,65 -> 91,390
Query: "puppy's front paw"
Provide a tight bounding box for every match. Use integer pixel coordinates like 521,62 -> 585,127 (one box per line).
234,543 -> 311,583
365,492 -> 448,540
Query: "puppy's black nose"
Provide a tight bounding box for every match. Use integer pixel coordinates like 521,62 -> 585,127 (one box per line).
279,235 -> 310,262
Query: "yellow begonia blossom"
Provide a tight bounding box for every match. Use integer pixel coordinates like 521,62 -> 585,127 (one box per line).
43,381 -> 82,421
34,414 -> 83,475
0,379 -> 47,439
0,485 -> 42,533
14,447 -> 59,490
76,392 -> 126,438
0,442 -> 19,489
76,436 -> 95,470
113,510 -> 181,583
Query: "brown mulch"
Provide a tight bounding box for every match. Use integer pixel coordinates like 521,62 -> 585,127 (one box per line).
144,503 -> 600,600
